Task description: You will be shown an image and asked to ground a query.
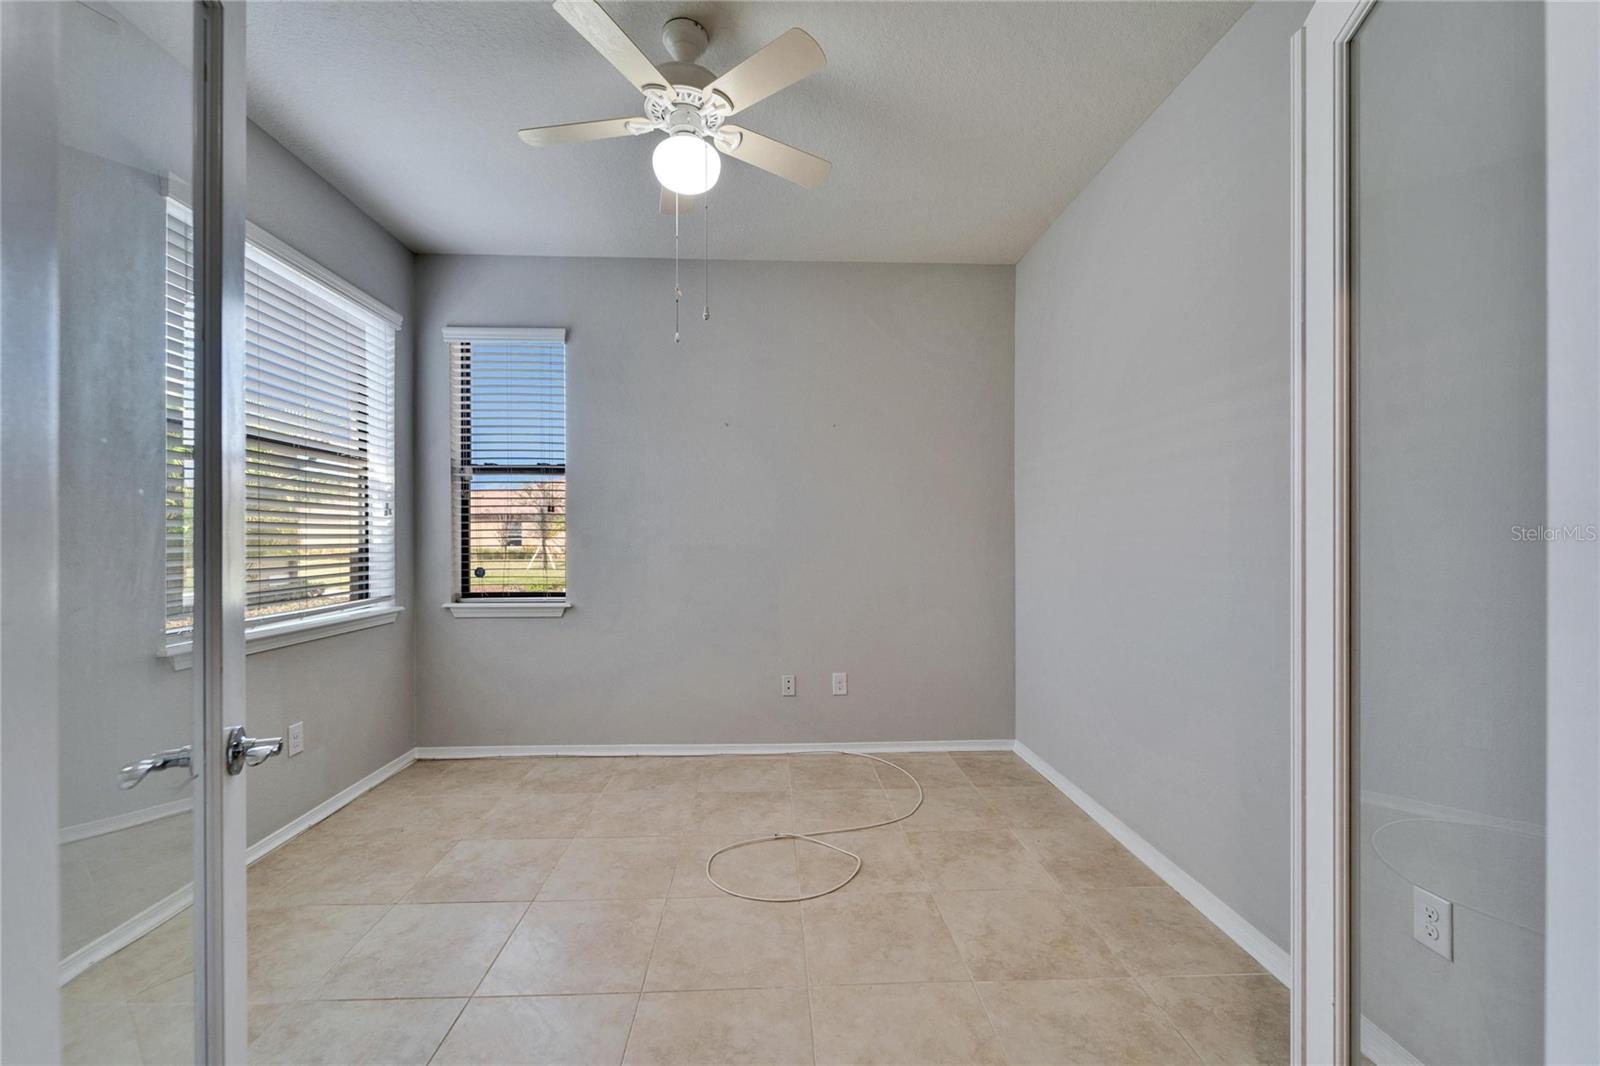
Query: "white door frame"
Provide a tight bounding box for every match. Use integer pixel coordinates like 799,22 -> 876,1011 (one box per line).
1290,3 -> 1377,1063
191,1 -> 250,1059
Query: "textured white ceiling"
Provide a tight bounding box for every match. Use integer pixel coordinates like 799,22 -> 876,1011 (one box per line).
241,1 -> 1246,263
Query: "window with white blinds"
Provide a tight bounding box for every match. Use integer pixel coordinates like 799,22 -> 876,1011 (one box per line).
164,201 -> 197,632
164,199 -> 398,636
447,328 -> 567,599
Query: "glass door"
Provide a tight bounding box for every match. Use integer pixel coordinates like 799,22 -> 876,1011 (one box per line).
52,3 -> 205,1060
40,1 -> 256,1061
1293,2 -> 1583,1061
1348,3 -> 1547,1062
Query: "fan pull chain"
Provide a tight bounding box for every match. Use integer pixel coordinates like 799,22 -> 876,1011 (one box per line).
703,152 -> 711,322
673,191 -> 681,343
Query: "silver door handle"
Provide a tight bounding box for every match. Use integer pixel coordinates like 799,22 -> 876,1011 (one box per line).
225,725 -> 283,775
119,746 -> 192,790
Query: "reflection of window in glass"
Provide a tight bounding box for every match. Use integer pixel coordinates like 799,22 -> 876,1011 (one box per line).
163,198 -> 398,638
448,330 -> 567,599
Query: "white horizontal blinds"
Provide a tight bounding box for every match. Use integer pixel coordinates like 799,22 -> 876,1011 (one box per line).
163,200 -> 197,633
244,244 -> 395,622
162,196 -> 396,637
450,333 -> 567,598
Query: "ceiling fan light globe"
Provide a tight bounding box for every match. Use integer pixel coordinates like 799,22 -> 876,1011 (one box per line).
652,133 -> 720,196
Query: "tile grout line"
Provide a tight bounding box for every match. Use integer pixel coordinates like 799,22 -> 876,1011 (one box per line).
422,774 -> 582,1066
796,818 -> 818,1066
422,891 -> 539,1063
962,783 -> 1259,1064
924,887 -> 1010,1065
375,772 -> 578,1059
249,869 -> 416,1051
617,883 -> 672,1065
917,764 -> 1165,1064
426,852 -> 532,1061
248,863 -> 412,1052
1130,971 -> 1210,1063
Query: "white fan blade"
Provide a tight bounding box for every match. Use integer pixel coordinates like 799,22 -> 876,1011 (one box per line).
519,117 -> 639,147
552,0 -> 666,93
659,187 -> 701,215
720,126 -> 831,188
704,28 -> 825,115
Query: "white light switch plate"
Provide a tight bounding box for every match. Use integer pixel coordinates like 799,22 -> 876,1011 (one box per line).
831,672 -> 847,695
287,721 -> 305,756
780,675 -> 796,697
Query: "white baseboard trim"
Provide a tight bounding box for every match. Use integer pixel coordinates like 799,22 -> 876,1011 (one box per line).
60,797 -> 192,845
58,886 -> 195,987
1012,740 -> 1292,984
414,740 -> 1016,759
1360,1015 -> 1424,1065
59,748 -> 416,986
244,748 -> 416,863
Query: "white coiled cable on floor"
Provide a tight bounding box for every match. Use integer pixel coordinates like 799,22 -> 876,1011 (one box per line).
704,751 -> 924,902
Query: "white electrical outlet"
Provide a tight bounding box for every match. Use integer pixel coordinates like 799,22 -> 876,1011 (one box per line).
287,721 -> 305,757
832,672 -> 847,695
780,675 -> 796,697
1413,885 -> 1453,960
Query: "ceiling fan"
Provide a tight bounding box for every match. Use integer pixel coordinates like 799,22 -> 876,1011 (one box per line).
519,0 -> 831,210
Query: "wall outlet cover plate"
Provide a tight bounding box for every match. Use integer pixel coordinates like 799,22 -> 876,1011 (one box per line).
1412,884 -> 1453,961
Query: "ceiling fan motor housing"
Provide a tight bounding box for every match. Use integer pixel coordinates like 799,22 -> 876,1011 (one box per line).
661,17 -> 708,63
630,16 -> 738,150
659,17 -> 716,93
632,83 -> 739,151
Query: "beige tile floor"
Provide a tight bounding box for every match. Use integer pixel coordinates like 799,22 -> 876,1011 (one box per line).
62,752 -> 1288,1065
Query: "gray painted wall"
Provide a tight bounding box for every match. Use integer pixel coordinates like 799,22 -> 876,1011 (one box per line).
238,124 -> 418,842
1352,0 -> 1546,826
54,0 -> 416,848
414,255 -> 1015,747
1013,0 -> 1307,951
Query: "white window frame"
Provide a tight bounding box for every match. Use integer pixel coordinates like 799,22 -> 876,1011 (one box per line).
160,178 -> 404,667
442,326 -> 571,618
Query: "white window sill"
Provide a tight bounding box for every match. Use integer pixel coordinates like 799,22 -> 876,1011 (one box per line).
443,600 -> 571,618
160,603 -> 404,671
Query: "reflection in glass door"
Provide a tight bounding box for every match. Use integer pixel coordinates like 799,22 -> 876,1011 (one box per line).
1349,3 -> 1547,1062
47,3 -> 206,1061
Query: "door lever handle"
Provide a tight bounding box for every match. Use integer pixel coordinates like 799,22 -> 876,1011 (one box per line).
119,746 -> 192,790
225,725 -> 283,775
244,739 -> 283,766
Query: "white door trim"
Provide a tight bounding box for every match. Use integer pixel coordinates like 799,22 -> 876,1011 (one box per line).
1292,3 -> 1377,1063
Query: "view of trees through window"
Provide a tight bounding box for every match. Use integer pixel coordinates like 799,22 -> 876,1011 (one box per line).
464,474 -> 566,594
